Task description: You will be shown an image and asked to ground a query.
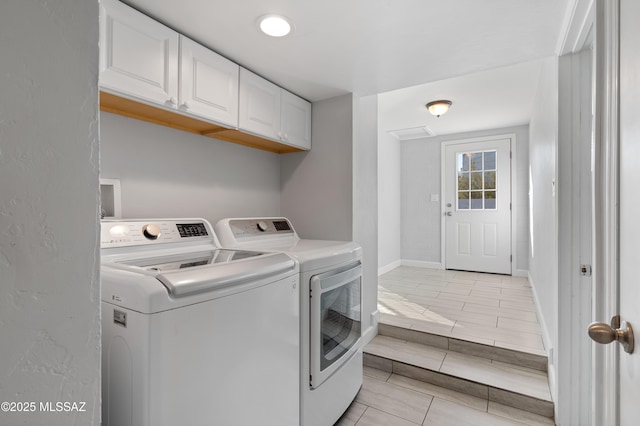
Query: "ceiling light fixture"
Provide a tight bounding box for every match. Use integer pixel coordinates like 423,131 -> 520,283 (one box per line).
426,100 -> 452,117
258,14 -> 292,37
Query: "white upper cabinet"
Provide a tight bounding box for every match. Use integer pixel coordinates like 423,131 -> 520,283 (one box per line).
99,0 -> 179,107
179,36 -> 239,128
99,0 -> 311,152
239,68 -> 311,150
238,68 -> 282,141
99,0 -> 238,128
281,90 -> 312,150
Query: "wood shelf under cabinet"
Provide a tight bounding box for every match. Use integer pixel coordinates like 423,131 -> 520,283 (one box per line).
99,91 -> 303,154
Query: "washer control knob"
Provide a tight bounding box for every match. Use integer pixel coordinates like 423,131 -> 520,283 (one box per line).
142,224 -> 161,240
257,221 -> 269,232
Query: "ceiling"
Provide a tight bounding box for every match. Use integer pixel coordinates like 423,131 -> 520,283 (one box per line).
124,0 -> 573,136
378,59 -> 547,137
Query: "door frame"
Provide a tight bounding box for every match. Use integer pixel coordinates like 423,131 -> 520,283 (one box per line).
556,21 -> 595,426
558,0 -> 619,423
440,133 -> 518,275
591,0 -> 620,424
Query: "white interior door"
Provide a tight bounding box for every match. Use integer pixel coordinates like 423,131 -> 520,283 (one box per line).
443,138 -> 512,274
618,0 -> 640,421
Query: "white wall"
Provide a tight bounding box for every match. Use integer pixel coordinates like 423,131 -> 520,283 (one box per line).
353,94 -> 379,343
0,1 -> 101,425
377,130 -> 402,273
400,125 -> 530,272
100,113 -> 281,225
528,56 -> 559,395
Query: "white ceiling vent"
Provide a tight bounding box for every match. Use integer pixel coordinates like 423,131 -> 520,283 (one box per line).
387,126 -> 435,141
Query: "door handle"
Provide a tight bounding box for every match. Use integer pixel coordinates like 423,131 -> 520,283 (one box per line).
588,315 -> 634,354
444,212 -> 452,217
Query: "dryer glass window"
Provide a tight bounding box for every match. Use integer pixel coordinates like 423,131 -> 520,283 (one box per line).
319,277 -> 361,371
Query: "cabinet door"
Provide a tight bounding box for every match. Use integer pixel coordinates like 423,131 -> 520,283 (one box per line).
179,36 -> 239,128
238,68 -> 281,141
99,0 -> 179,107
281,90 -> 312,150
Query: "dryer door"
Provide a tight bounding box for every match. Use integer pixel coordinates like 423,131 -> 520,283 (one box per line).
309,263 -> 362,389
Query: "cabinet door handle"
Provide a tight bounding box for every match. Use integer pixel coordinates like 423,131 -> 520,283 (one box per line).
168,97 -> 177,106
181,101 -> 190,109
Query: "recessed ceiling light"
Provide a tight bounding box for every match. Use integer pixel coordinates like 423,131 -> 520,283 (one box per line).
258,14 -> 292,37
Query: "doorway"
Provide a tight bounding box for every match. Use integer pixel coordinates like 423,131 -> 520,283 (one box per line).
442,136 -> 513,274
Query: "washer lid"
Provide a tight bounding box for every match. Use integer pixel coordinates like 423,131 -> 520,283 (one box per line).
107,250 -> 295,297
122,249 -> 262,271
259,239 -> 362,272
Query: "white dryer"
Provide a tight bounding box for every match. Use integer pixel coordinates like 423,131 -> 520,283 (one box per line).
214,217 -> 363,426
101,218 -> 300,426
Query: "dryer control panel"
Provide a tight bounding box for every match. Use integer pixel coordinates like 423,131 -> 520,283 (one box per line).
215,217 -> 296,245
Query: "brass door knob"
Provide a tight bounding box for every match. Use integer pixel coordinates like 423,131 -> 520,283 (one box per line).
588,316 -> 634,354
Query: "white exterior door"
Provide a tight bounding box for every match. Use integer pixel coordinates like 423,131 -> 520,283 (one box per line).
443,138 -> 511,274
618,0 -> 640,421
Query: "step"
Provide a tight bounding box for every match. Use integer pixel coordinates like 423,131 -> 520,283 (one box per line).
378,322 -> 548,372
363,333 -> 554,419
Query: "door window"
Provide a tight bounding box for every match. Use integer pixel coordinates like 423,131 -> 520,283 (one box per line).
457,150 -> 497,210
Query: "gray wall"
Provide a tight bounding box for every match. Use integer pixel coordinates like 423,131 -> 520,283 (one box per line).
0,1 -> 101,425
281,94 -> 354,241
400,125 -> 530,273
100,113 -> 281,225
281,93 -> 379,341
401,137 -> 443,265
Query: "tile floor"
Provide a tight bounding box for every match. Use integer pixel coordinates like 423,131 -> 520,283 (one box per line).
333,266 -> 553,425
377,266 -> 545,356
334,366 -> 554,426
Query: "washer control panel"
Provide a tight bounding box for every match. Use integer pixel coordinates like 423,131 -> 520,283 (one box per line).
101,219 -> 212,248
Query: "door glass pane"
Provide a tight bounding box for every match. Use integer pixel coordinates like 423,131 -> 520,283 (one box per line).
484,171 -> 496,189
458,173 -> 470,190
485,191 -> 496,209
458,191 -> 470,209
470,191 -> 483,209
320,278 -> 361,371
461,153 -> 470,171
484,151 -> 496,170
470,152 -> 483,170
470,172 -> 483,190
455,150 -> 498,211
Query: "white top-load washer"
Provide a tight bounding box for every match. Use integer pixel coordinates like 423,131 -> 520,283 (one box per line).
101,218 -> 300,426
214,217 -> 363,426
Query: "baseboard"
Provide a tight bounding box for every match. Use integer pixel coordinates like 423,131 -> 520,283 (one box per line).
361,310 -> 379,346
378,260 -> 401,276
513,268 -> 529,278
401,259 -> 444,270
528,271 -> 556,402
